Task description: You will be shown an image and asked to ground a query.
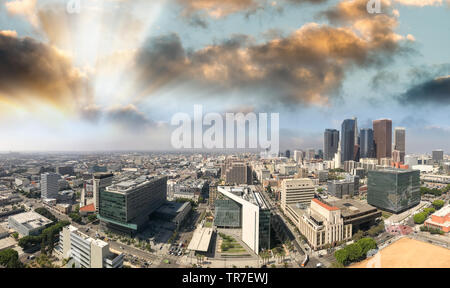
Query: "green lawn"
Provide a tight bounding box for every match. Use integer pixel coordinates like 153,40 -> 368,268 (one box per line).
220,235 -> 246,253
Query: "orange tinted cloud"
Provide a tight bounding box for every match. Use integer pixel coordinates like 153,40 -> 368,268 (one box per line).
133,0 -> 410,106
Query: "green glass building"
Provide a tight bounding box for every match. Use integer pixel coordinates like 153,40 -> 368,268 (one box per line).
367,169 -> 420,213
98,176 -> 167,235
214,199 -> 241,228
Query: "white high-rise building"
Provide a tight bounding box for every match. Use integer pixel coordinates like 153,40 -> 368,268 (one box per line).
294,150 -> 304,163
41,172 -> 60,199
334,141 -> 342,169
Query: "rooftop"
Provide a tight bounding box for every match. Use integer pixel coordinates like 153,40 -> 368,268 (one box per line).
106,176 -> 164,194
187,227 -> 214,252
328,199 -> 378,217
9,211 -> 53,229
433,205 -> 450,218
312,198 -> 339,211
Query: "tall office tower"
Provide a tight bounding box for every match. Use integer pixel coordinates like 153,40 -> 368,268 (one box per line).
285,150 -> 291,159
93,173 -> 114,213
353,117 -> 359,149
394,127 -> 406,163
41,172 -> 60,199
341,119 -> 356,162
360,128 -> 375,159
373,119 -> 392,162
334,141 -> 342,169
324,129 -> 340,160
432,149 -> 444,163
293,150 -> 304,163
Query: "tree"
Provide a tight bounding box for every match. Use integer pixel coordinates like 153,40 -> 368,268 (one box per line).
34,207 -> 58,222
423,207 -> 436,215
346,243 -> 363,262
352,230 -> 365,241
357,238 -> 377,256
0,249 -> 23,268
413,212 -> 427,224
432,200 -> 445,210
334,248 -> 349,265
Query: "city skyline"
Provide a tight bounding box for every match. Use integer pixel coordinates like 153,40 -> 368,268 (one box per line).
0,0 -> 449,153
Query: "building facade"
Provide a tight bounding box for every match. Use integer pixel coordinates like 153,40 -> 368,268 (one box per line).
58,225 -> 124,268
281,178 -> 315,212
98,176 -> 167,235
360,128 -> 375,159
324,129 -> 339,161
216,186 -> 270,254
93,173 -> 114,213
341,119 -> 356,162
298,199 -> 352,250
367,169 -> 420,213
373,119 -> 392,162
41,172 -> 60,199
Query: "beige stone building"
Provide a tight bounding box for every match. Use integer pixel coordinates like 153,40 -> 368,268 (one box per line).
297,199 -> 352,250
281,178 -> 315,212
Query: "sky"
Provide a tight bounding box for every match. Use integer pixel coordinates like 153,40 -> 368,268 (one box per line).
0,0 -> 449,153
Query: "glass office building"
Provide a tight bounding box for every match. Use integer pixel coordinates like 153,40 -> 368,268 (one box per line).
215,186 -> 271,253
258,209 -> 271,251
98,176 -> 167,235
214,199 -> 242,228
367,169 -> 420,213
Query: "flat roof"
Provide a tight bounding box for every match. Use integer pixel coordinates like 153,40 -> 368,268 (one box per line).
328,199 -> 378,217
187,227 -> 214,252
434,205 -> 450,218
106,176 -> 165,194
9,211 -> 53,229
312,198 -> 339,211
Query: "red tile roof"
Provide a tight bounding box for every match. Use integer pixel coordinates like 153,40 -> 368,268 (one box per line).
79,203 -> 95,212
312,198 -> 339,211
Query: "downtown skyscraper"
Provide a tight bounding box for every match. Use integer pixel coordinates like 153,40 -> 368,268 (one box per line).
324,129 -> 339,160
360,128 -> 375,159
373,119 -> 392,162
341,119 -> 356,162
394,127 -> 406,163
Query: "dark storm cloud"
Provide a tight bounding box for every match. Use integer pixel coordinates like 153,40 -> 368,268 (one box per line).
370,70 -> 399,90
399,76 -> 450,105
0,32 -> 91,110
105,105 -> 156,130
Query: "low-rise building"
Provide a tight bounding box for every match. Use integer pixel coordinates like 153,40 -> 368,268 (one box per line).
57,225 -> 124,268
8,211 -> 53,236
424,205 -> 450,233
